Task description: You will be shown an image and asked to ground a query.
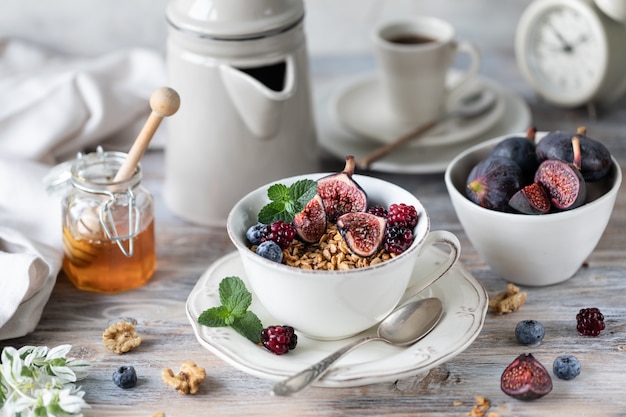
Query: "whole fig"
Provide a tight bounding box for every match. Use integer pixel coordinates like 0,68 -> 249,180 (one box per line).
317,156 -> 367,221
536,126 -> 612,181
466,156 -> 523,212
489,126 -> 538,184
501,353 -> 552,401
535,136 -> 586,210
336,212 -> 386,257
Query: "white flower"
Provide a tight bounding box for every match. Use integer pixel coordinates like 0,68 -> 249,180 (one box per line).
0,345 -> 90,417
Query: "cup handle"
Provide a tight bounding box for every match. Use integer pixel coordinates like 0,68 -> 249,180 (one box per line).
446,41 -> 481,94
407,230 -> 461,295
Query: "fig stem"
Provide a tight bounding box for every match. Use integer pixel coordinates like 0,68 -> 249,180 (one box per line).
571,136 -> 582,171
576,126 -> 587,136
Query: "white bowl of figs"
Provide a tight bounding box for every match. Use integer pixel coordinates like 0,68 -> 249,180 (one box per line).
228,156 -> 460,340
445,127 -> 622,286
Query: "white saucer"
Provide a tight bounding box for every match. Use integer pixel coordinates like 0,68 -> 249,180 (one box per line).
186,248 -> 488,388
316,73 -> 532,174
331,73 -> 506,148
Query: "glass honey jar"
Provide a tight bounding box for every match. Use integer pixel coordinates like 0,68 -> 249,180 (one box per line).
61,147 -> 155,293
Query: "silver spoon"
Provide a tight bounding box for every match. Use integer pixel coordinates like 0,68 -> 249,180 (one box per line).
357,89 -> 497,169
271,297 -> 444,396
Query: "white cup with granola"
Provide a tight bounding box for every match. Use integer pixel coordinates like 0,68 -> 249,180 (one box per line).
227,156 -> 461,340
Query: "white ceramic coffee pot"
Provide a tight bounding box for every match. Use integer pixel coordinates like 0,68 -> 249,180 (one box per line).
165,0 -> 318,225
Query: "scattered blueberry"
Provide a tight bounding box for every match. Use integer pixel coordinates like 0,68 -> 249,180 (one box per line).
553,355 -> 581,380
246,222 -> 267,245
256,240 -> 283,263
112,365 -> 137,389
515,320 -> 545,345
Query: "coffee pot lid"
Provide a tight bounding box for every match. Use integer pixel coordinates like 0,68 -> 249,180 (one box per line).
166,0 -> 305,39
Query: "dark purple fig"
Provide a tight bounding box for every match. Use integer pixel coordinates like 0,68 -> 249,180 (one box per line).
489,126 -> 538,184
509,182 -> 551,214
336,212 -> 386,257
293,194 -> 327,243
501,353 -> 553,401
317,156 -> 367,221
466,156 -> 523,212
535,136 -> 586,210
536,126 -> 612,181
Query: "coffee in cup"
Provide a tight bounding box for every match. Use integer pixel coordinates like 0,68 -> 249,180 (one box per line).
372,16 -> 481,129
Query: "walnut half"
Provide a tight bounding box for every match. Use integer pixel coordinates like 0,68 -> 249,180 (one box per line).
162,361 -> 206,395
102,321 -> 142,354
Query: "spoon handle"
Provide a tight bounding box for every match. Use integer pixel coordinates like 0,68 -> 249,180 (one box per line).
356,119 -> 438,170
271,335 -> 383,396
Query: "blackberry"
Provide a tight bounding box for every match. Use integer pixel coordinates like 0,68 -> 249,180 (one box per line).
515,320 -> 545,345
263,220 -> 296,249
112,366 -> 137,389
384,225 -> 414,255
553,355 -> 581,380
256,241 -> 283,263
261,325 -> 297,355
576,307 -> 605,336
387,203 -> 418,229
367,205 -> 388,218
246,222 -> 267,245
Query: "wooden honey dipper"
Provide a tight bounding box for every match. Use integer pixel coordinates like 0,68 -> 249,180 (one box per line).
64,87 -> 180,266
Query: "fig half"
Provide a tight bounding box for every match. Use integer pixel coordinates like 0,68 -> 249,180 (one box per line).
535,136 -> 586,210
292,194 -> 327,243
317,156 -> 367,221
336,212 -> 386,257
501,353 -> 552,401
508,182 -> 551,214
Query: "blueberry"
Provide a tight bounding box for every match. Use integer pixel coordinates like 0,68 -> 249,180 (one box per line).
515,320 -> 545,345
246,222 -> 267,245
256,240 -> 283,263
553,355 -> 581,380
112,365 -> 137,389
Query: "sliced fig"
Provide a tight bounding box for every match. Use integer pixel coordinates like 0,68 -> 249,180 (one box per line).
317,156 -> 367,221
535,136 -> 586,210
292,194 -> 327,243
336,212 -> 386,257
501,353 -> 553,401
508,182 -> 551,214
466,156 -> 523,212
489,126 -> 538,184
536,126 -> 612,181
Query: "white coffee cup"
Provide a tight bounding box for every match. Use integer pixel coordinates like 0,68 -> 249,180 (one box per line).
372,16 -> 481,128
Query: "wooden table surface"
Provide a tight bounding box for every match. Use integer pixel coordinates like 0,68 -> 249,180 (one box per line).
4,16 -> 626,417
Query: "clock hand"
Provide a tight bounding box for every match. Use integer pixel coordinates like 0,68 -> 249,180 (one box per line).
548,23 -> 574,53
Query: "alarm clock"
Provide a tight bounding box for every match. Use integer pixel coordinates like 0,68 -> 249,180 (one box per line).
515,0 -> 626,107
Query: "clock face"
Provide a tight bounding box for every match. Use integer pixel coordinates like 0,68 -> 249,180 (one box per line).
516,1 -> 608,106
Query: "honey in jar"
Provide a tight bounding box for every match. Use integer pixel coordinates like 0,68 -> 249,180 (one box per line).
61,148 -> 156,293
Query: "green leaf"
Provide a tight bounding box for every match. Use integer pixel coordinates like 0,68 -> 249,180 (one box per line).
231,311 -> 264,344
290,179 -> 318,206
197,276 -> 266,344
218,276 -> 251,319
266,183 -> 290,204
197,306 -> 231,327
258,201 -> 288,224
257,179 -> 318,224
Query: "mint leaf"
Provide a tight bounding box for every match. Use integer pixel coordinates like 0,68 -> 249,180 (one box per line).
266,183 -> 290,203
198,306 -> 231,327
257,179 -> 318,224
197,276 -> 264,344
231,311 -> 263,344
219,276 -> 251,317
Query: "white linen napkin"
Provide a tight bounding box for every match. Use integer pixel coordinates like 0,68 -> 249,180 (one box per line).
0,37 -> 167,339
